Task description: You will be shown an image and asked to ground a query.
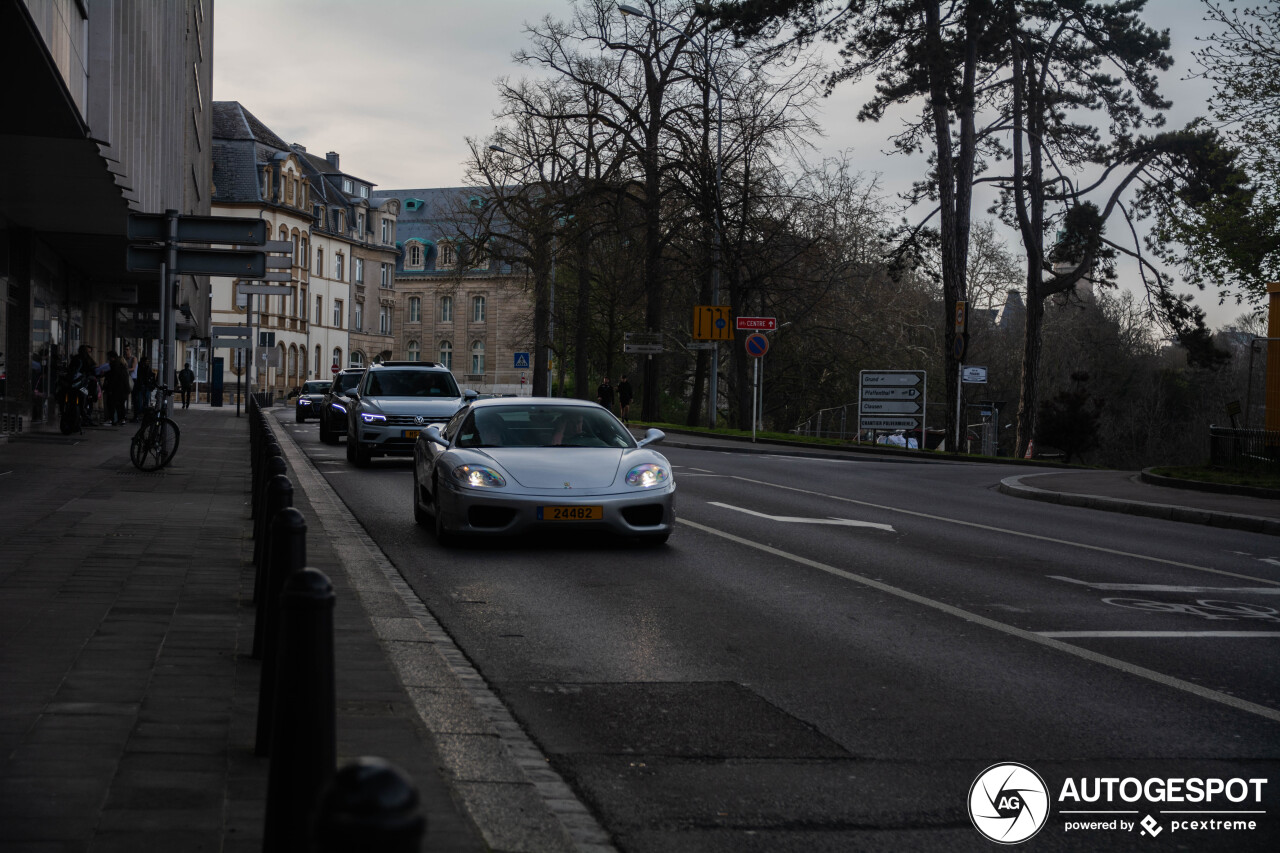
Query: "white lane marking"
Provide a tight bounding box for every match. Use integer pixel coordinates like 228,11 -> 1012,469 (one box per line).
1039,631 -> 1280,638
678,517 -> 1280,724
727,475 -> 1280,586
709,501 -> 895,532
1050,576 -> 1280,595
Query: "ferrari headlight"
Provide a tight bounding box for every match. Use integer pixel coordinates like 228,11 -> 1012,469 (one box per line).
626,463 -> 669,488
453,464 -> 506,488
360,412 -> 386,424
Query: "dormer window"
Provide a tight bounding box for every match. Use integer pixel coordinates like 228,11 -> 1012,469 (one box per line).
342,178 -> 354,194
439,241 -> 455,269
406,241 -> 424,270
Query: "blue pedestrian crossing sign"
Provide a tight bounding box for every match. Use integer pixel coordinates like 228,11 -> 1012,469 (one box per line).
513,352 -> 531,369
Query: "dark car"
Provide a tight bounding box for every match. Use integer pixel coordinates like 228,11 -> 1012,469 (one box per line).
292,379 -> 331,423
318,368 -> 365,444
344,361 -> 475,467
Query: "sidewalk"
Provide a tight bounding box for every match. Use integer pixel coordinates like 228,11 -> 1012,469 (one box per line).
0,404 -> 485,852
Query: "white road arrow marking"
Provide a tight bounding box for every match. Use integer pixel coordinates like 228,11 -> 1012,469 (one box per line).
709,502 -> 895,532
1050,576 -> 1280,595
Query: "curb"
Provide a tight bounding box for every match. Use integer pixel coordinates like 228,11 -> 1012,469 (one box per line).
1140,468 -> 1280,500
998,472 -> 1280,537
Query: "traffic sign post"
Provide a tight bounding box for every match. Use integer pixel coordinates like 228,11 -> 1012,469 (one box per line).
693,306 -> 733,341
859,369 -> 926,447
736,316 -> 777,331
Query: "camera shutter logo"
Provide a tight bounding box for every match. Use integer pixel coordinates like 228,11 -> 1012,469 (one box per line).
969,763 -> 1050,844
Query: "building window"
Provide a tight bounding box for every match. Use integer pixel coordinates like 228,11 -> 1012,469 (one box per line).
333,299 -> 344,328
356,212 -> 365,235
316,247 -> 323,275
336,254 -> 345,280
381,218 -> 392,244
440,296 -> 453,323
439,241 -> 455,268
472,295 -> 486,323
380,263 -> 391,287
360,185 -> 370,199
379,306 -> 391,335
407,242 -> 423,269
333,347 -> 342,368
343,178 -> 354,194
351,350 -> 364,368
470,340 -> 485,374
354,257 -> 364,284
354,303 -> 363,331
407,340 -> 420,362
408,297 -> 421,323
315,295 -> 323,324
316,345 -> 322,378
439,340 -> 452,369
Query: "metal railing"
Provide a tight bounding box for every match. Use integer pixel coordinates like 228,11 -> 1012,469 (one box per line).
793,404 -> 857,440
1209,426 -> 1280,470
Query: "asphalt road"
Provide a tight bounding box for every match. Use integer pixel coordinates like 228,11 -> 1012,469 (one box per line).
282,416 -> 1280,852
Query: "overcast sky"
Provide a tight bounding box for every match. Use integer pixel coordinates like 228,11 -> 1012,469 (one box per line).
212,0 -> 1238,328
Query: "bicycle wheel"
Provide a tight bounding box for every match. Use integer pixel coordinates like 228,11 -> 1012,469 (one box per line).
158,417 -> 181,466
130,423 -> 165,471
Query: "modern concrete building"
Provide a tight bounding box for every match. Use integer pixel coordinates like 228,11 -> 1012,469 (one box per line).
373,188 -> 533,395
1,0 -> 214,425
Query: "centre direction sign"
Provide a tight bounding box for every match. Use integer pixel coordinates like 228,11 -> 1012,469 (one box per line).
858,369 -> 927,440
736,316 -> 777,331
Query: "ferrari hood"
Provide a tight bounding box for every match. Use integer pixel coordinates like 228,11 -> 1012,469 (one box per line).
480,448 -> 625,489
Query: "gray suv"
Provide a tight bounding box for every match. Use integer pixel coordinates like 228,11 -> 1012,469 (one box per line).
345,361 -> 475,467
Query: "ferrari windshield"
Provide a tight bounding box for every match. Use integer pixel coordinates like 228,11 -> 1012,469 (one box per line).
457,405 -> 635,449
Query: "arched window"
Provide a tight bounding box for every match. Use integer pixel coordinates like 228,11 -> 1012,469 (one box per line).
440,296 -> 453,323
438,340 -> 453,369
350,350 -> 365,368
299,347 -> 308,380
470,340 -> 485,374
315,345 -> 322,378
406,340 -> 420,362
408,297 -> 421,323
332,347 -> 342,369
288,345 -> 297,378
316,247 -> 324,275
407,242 -> 423,269
439,241 -> 455,268
472,295 -> 486,323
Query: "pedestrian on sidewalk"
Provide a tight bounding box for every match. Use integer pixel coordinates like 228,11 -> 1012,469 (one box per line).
617,375 -> 633,423
178,363 -> 195,409
133,355 -> 155,421
596,376 -> 614,413
123,344 -> 138,419
105,351 -> 129,425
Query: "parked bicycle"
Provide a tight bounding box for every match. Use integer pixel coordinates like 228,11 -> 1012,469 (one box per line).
130,385 -> 181,471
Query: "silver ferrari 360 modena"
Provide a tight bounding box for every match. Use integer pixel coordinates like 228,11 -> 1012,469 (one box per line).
412,398 -> 675,545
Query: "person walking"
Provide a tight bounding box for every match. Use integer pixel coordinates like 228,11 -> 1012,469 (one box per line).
178,363 -> 195,409
104,351 -> 130,426
595,376 -> 614,413
133,355 -> 155,421
123,344 -> 138,420
617,374 -> 633,423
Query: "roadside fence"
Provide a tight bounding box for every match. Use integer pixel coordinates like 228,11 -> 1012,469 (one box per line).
1209,425 -> 1280,472
246,394 -> 426,852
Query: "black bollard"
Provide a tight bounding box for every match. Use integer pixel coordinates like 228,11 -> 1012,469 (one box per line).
252,473 -> 292,637
253,453 -> 287,571
313,757 -> 426,853
255,507 -> 307,755
262,568 -> 336,853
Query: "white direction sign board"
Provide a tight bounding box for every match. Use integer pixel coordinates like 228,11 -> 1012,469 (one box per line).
858,369 -> 926,439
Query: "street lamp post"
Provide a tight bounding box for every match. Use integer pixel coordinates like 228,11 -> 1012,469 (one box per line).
617,4 -> 723,427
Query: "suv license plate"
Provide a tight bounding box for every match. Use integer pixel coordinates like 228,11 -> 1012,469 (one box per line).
539,506 -> 603,521
401,429 -> 419,439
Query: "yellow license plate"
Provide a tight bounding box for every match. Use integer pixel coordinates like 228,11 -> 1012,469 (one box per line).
402,429 -> 419,439
539,505 -> 603,521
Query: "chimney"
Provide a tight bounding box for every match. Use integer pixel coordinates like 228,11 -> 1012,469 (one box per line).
326,152 -> 340,170
292,143 -> 307,153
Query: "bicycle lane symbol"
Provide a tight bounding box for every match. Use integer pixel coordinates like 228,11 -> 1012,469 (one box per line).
1103,599 -> 1280,622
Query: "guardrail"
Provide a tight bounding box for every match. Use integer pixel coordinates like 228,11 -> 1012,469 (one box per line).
246,395 -> 425,851
1209,425 -> 1280,471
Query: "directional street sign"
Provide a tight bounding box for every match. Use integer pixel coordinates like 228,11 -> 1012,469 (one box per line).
736,316 -> 777,331
624,331 -> 662,344
862,386 -> 921,400
693,306 -> 733,341
623,343 -> 663,354
859,417 -> 922,430
127,245 -> 267,277
211,338 -> 252,349
211,325 -> 251,337
128,213 -> 269,245
861,371 -> 923,386
860,401 -> 922,414
236,283 -> 293,296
